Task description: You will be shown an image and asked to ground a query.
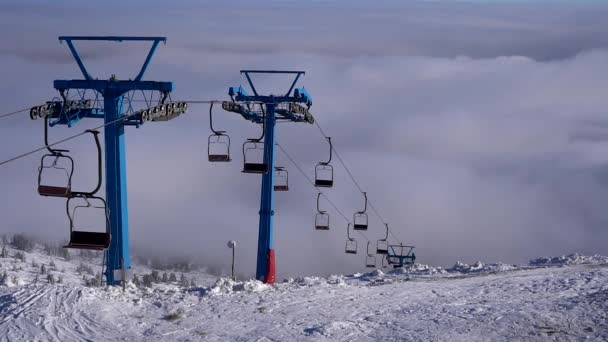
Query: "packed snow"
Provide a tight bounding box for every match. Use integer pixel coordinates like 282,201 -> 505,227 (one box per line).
0,241 -> 606,341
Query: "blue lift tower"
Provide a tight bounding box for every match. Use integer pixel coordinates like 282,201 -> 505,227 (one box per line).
31,36 -> 184,285
223,70 -> 314,283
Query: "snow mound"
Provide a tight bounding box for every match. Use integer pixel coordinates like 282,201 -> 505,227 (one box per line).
449,261 -> 516,274
288,275 -> 347,287
304,321 -> 358,338
207,278 -> 269,296
529,253 -> 608,267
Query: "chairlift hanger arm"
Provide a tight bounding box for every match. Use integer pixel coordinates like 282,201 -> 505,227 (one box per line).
323,137 -> 332,164
316,192 -> 325,213
43,116 -> 68,155
58,36 -> 167,82
358,191 -> 368,213
382,223 -> 389,241
69,130 -> 102,197
209,103 -> 224,135
346,223 -> 354,240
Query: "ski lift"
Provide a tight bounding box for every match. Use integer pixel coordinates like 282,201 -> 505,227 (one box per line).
242,118 -> 268,174
365,242 -> 376,268
315,137 -> 334,188
64,130 -> 111,250
353,192 -> 368,231
208,102 -> 231,162
274,167 -> 289,191
386,244 -> 416,268
37,116 -> 73,197
314,193 -> 329,230
345,223 -> 357,254
377,223 -> 389,254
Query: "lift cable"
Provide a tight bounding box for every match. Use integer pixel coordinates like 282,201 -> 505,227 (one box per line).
0,99 -> 235,168
276,142 -> 371,243
0,99 -> 197,167
0,107 -> 30,119
312,119 -> 404,244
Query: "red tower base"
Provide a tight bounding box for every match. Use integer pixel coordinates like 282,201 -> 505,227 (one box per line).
264,249 -> 276,284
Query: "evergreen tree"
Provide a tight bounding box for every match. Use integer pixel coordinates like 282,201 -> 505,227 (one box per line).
132,275 -> 140,286
169,273 -> 177,282
162,272 -> 168,283
151,270 -> 160,282
179,273 -> 188,287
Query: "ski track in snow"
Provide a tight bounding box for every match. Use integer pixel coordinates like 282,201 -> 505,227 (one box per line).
0,248 -> 607,341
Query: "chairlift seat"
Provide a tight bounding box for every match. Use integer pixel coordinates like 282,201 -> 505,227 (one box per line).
209,154 -> 231,162
64,231 -> 110,250
274,185 -> 289,191
38,185 -> 71,197
314,179 -> 333,188
243,162 -> 269,174
353,223 -> 368,231
366,256 -> 376,268
315,224 -> 329,230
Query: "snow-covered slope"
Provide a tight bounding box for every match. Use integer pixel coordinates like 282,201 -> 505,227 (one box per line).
0,244 -> 606,341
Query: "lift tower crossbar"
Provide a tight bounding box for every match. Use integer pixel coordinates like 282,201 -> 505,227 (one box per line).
51,36 -> 174,285
224,70 -> 313,283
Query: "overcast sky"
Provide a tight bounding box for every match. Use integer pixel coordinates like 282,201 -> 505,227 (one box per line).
1,0 -> 608,279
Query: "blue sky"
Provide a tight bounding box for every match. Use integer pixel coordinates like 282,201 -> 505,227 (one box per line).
1,0 -> 608,278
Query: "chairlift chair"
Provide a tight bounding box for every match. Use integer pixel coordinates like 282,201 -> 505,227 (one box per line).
37,116 -> 73,197
242,119 -> 268,174
208,103 -> 232,162
314,193 -> 329,230
376,223 -> 389,254
274,167 -> 289,191
315,137 -> 334,188
345,223 -> 357,254
353,192 -> 368,231
365,242 -> 376,268
64,196 -> 110,250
